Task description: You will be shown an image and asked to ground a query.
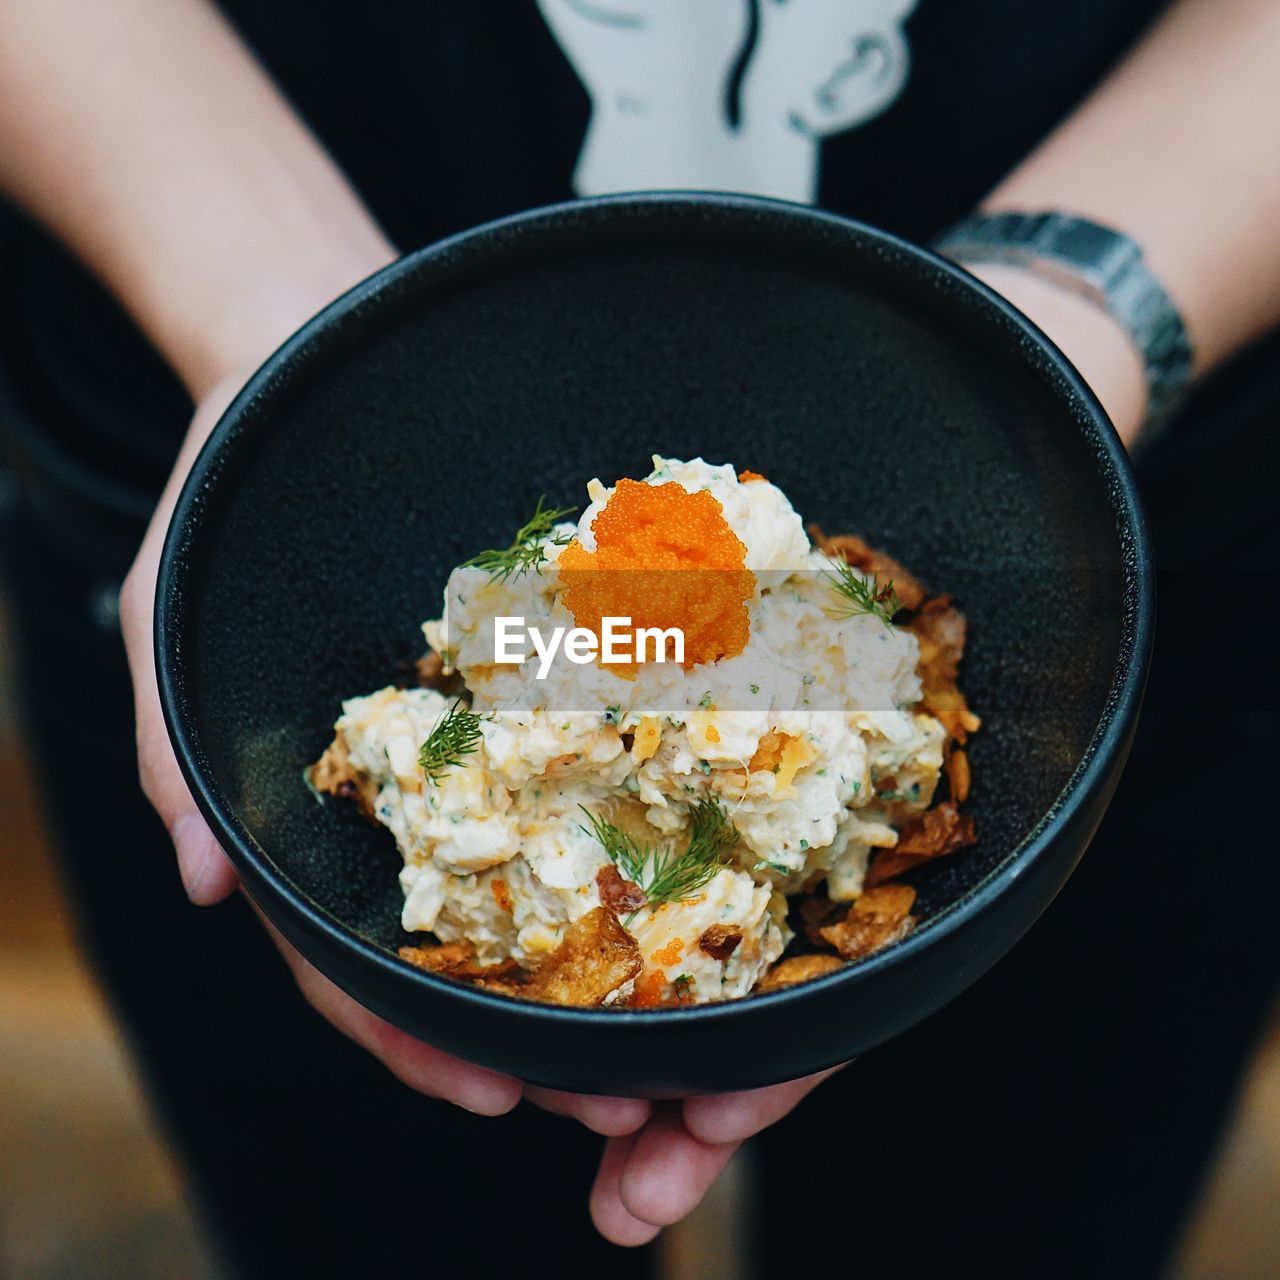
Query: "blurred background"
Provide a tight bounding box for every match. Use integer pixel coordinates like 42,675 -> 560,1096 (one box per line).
0,502 -> 1277,1278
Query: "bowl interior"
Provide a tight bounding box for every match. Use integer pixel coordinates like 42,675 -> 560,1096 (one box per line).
167,198 -> 1137,974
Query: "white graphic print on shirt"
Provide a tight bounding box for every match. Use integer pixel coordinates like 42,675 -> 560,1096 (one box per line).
537,0 -> 917,203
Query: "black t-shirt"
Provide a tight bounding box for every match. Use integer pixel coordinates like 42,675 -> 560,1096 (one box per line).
0,0 -> 1198,506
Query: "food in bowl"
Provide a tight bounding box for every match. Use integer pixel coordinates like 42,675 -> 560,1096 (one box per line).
309,457 -> 979,1006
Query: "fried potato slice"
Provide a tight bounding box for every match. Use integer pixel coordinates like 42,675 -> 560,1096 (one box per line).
863,853 -> 916,888
819,883 -> 917,959
698,923 -> 743,962
596,865 -> 646,914
414,649 -> 465,696
892,800 -> 976,858
756,953 -> 846,991
945,746 -> 972,804
808,525 -> 927,612
793,891 -> 847,947
308,736 -> 379,819
910,596 -> 982,744
398,938 -> 521,982
472,976 -> 526,994
851,883 -> 917,922
523,906 -> 643,1006
866,800 -> 977,887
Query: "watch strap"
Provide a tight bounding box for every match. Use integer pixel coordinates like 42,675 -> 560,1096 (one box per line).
934,211 -> 1193,438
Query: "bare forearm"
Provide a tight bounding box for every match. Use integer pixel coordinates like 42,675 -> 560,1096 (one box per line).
0,0 -> 394,399
968,0 -> 1280,443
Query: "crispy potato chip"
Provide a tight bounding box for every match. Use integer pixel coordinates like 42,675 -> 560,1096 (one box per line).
808,525 -> 927,612
471,977 -> 526,996
818,917 -> 901,960
698,923 -> 743,962
793,891 -> 847,947
596,865 -> 646,914
864,853 -> 922,887
523,906 -> 643,1006
398,938 -> 520,982
308,737 -> 379,819
819,882 -> 916,959
757,953 -> 846,991
895,801 -> 976,859
945,746 -> 971,803
415,649 -> 446,684
910,597 -> 981,744
866,800 -> 977,887
414,650 -> 464,696
851,883 -> 917,922
924,686 -> 981,745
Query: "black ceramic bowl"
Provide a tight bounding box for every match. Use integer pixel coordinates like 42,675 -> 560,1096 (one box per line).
157,194 -> 1152,1096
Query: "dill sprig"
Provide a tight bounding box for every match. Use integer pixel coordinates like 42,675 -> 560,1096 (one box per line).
418,700 -> 483,783
461,496 -> 577,583
579,797 -> 740,915
824,557 -> 901,626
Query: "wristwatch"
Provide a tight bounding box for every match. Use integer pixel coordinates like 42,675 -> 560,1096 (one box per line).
934,211 -> 1193,438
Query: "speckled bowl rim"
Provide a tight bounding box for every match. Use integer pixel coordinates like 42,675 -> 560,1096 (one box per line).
157,192 -> 1155,1032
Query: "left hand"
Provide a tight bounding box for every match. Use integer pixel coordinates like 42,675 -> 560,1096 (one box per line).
579,256 -> 1157,1245
122,373 -> 843,1241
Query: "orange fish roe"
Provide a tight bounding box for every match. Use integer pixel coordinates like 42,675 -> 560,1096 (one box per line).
652,938 -> 685,967
737,469 -> 767,483
629,969 -> 669,1007
490,879 -> 513,914
559,479 -> 755,671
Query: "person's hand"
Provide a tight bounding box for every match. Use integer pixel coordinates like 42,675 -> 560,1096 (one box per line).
118,369 -> 661,1134
585,1066 -> 845,1245
578,253 -> 1135,1248
10,0 -> 860,1243
118,380 -> 846,1234
962,260 -> 1149,448
588,248 -> 1145,1248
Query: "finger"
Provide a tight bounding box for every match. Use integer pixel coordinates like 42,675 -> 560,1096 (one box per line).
122,587 -> 238,905
589,1132 -> 663,1247
618,1106 -> 740,1228
524,1086 -> 652,1137
170,810 -> 239,904
120,553 -> 239,905
258,910 -> 523,1116
682,1064 -> 846,1146
119,376 -> 252,904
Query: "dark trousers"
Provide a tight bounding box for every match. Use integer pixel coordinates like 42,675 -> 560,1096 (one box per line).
3,348 -> 1278,1278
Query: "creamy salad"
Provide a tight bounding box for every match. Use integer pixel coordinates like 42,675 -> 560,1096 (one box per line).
312,457 -> 968,1007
